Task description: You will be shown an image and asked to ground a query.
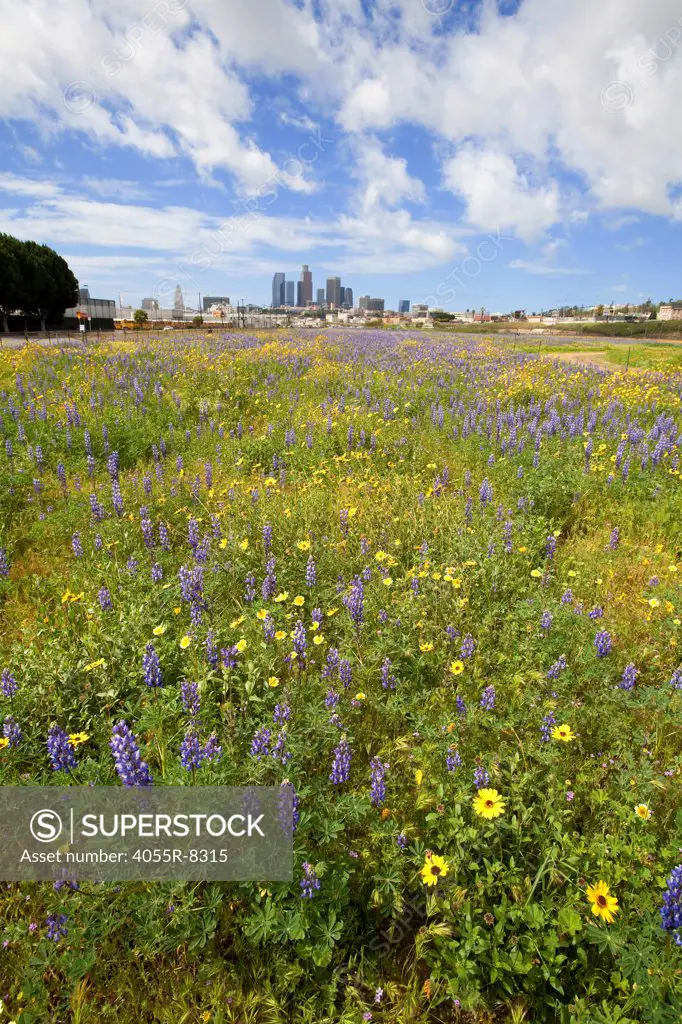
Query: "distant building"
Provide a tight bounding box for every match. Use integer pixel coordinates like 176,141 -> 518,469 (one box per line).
203,295 -> 230,312
285,280 -> 295,306
344,287 -> 353,308
326,276 -> 341,308
272,273 -> 285,308
64,285 -> 116,327
412,304 -> 429,315
366,297 -> 384,312
297,280 -> 303,308
172,284 -> 185,320
398,300 -> 410,313
358,295 -> 370,310
316,288 -> 325,305
141,297 -> 160,313
659,303 -> 682,320
300,265 -> 313,306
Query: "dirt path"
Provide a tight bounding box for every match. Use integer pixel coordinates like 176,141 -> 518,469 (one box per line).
542,351 -> 613,370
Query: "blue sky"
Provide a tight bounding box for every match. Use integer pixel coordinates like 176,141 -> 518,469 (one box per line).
1,0 -> 682,313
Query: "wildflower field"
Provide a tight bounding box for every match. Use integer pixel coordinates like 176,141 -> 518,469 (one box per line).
0,329 -> 681,1023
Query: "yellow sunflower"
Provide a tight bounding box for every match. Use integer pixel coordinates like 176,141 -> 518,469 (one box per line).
449,660 -> 464,676
473,788 -> 506,819
69,732 -> 89,747
586,881 -> 619,923
552,724 -> 576,743
420,853 -> 449,887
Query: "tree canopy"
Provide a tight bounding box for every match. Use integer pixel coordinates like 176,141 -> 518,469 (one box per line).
0,233 -> 78,332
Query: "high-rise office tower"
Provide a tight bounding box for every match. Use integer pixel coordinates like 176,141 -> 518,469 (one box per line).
285,280 -> 295,306
272,273 -> 285,308
344,288 -> 353,308
359,295 -> 370,310
399,300 -> 410,313
316,288 -> 325,306
339,287 -> 345,306
297,281 -> 303,308
300,265 -> 313,306
367,298 -> 385,312
326,276 -> 341,308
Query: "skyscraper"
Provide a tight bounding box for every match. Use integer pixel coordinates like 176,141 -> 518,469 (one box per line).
297,281 -> 303,308
344,287 -> 353,308
367,298 -> 385,312
272,273 -> 285,308
316,288 -> 325,306
399,300 -> 410,313
172,284 -> 185,319
339,287 -> 345,306
359,295 -> 370,310
285,280 -> 295,306
326,276 -> 341,308
300,265 -> 313,306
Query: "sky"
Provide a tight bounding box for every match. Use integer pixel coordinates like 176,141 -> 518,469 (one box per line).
1,0 -> 682,313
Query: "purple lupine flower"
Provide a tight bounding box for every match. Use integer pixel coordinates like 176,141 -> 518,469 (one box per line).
660,864 -> 682,947
546,535 -> 557,559
322,647 -> 340,679
142,642 -> 163,688
344,576 -> 364,629
540,711 -> 557,742
47,725 -> 77,772
151,562 -> 163,583
111,480 -> 124,517
397,831 -> 408,849
473,766 -> 490,788
126,557 -> 138,577
369,756 -> 388,806
244,573 -> 256,603
619,664 -> 638,691
670,666 -> 682,690
311,607 -> 323,626
250,727 -> 271,759
594,630 -> 612,657
98,586 -> 113,612
181,680 -> 200,718
262,556 -> 277,600
159,523 -> 170,551
305,555 -> 317,587
107,451 -> 120,481
300,861 -> 320,899
378,609 -> 388,624
330,738 -> 351,784
180,729 -> 204,771
292,620 -> 307,662
588,606 -> 604,620
46,914 -> 68,942
205,630 -> 219,670
561,588 -> 573,604
221,645 -> 239,669
456,695 -> 466,716
1,668 -> 18,698
274,703 -> 291,725
480,685 -> 496,710
262,615 -> 275,642
339,659 -> 352,688
446,747 -> 462,772
141,519 -> 154,549
270,729 -> 291,764
460,633 -> 476,659
540,610 -> 553,632
608,527 -> 620,551
479,478 -> 493,506
381,657 -> 396,690
325,689 -> 340,710
110,720 -> 153,786
262,523 -> 272,551
0,548 -> 9,578
3,716 -> 21,747
546,655 -> 567,680
202,734 -> 222,763
339,508 -> 349,536
72,532 -> 83,558
278,779 -> 299,837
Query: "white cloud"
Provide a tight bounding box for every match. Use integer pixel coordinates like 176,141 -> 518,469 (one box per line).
443,146 -> 560,242
352,137 -> 426,214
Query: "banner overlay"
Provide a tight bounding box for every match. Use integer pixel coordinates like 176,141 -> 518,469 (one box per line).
0,786 -> 293,881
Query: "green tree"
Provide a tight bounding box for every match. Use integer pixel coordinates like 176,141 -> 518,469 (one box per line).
133,309 -> 148,328
192,314 -> 204,326
21,240 -> 78,331
0,233 -> 24,334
